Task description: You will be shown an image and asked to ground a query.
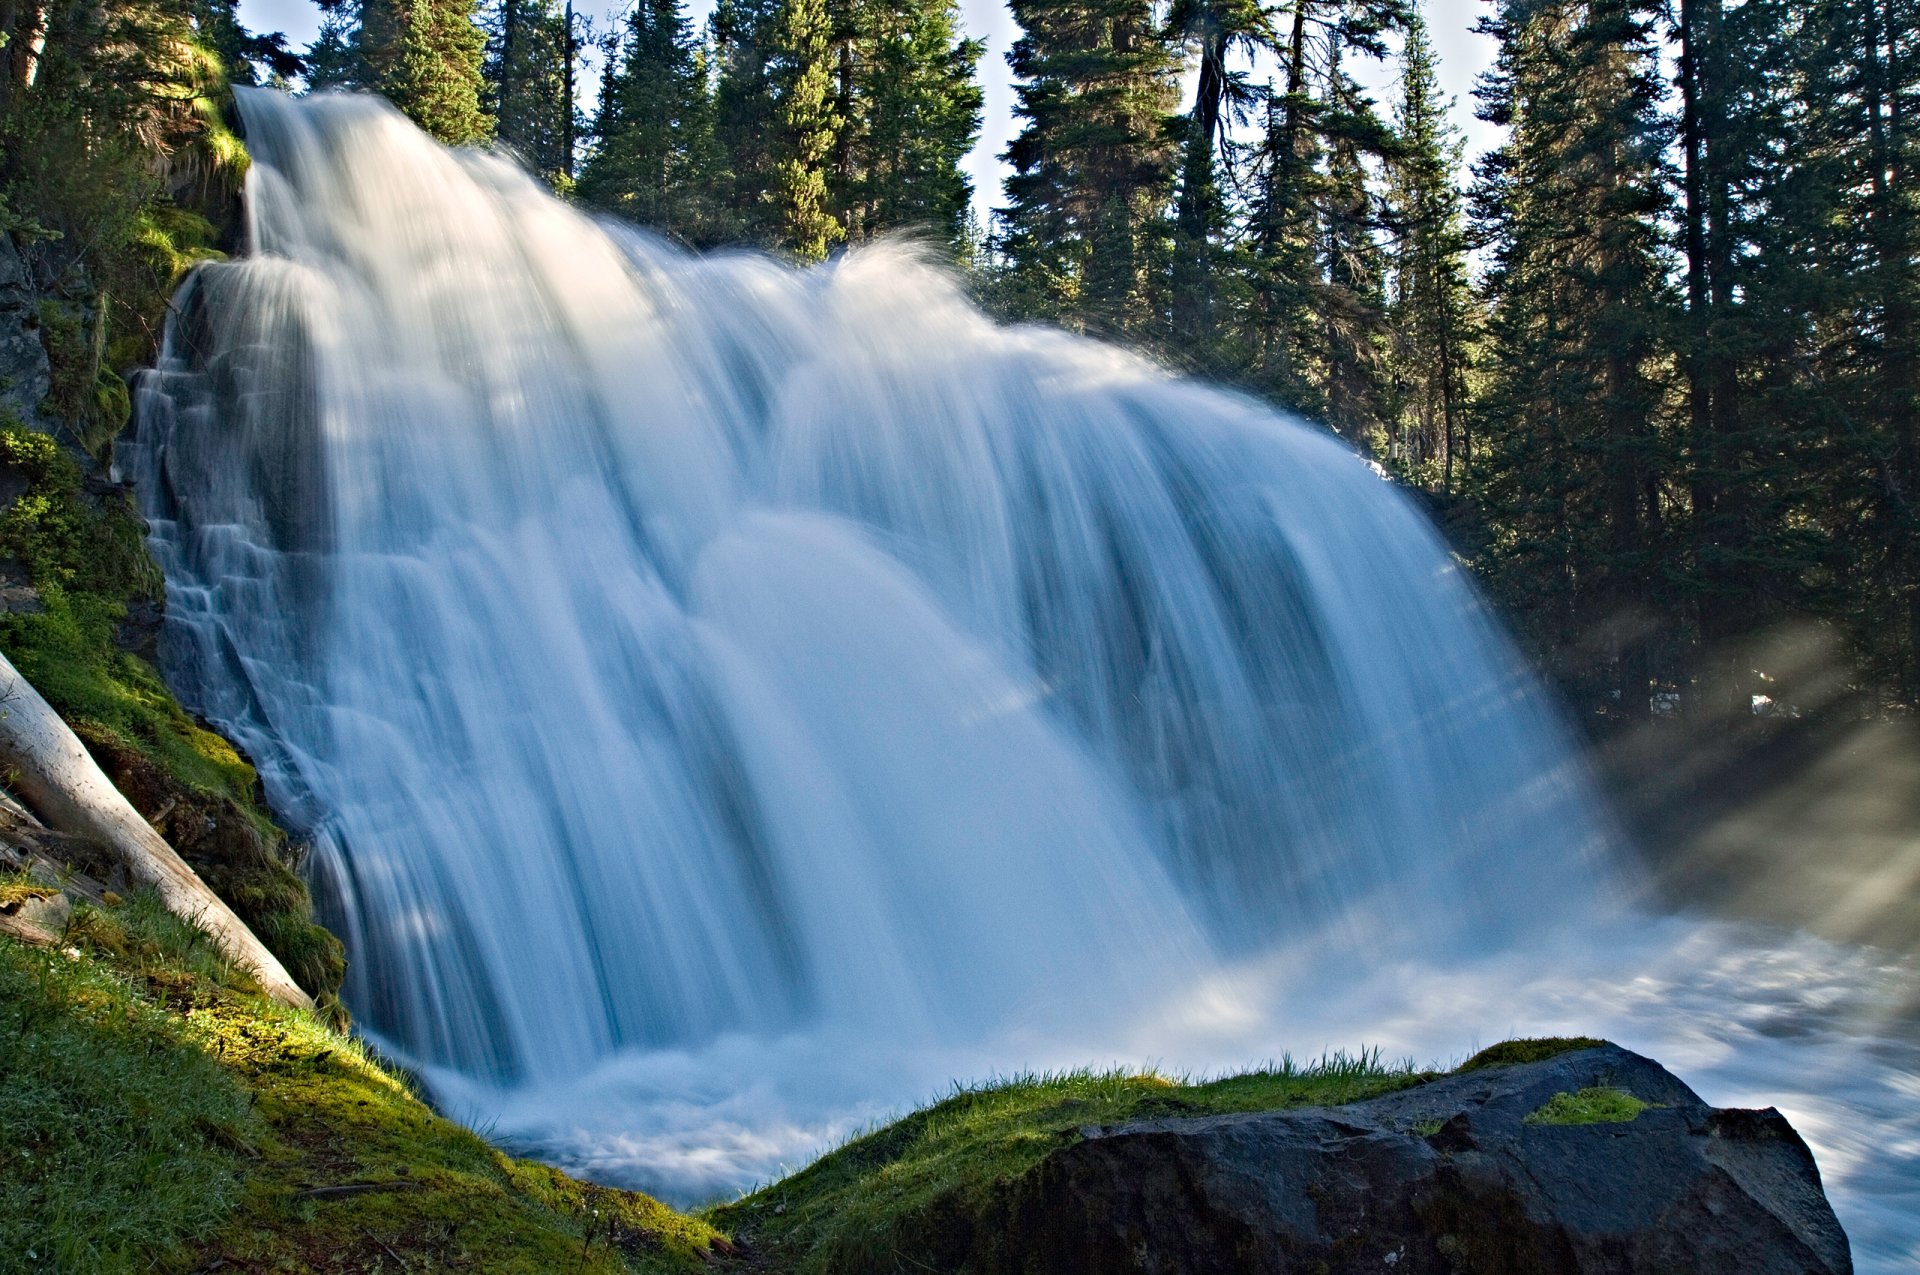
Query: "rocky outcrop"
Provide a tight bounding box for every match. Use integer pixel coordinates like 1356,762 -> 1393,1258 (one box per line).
980,1044 -> 1848,1275
0,234 -> 53,431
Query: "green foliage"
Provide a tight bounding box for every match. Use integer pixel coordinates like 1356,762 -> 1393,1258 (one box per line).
770,0 -> 842,260
1459,1036 -> 1609,1072
484,0 -> 579,186
0,423 -> 344,999
1467,0 -> 1677,720
0,893 -> 723,1275
359,0 -> 495,144
831,0 -> 984,251
996,0 -> 1182,335
1381,10 -> 1476,490
1524,1086 -> 1651,1125
578,0 -> 720,239
0,425 -> 158,600
713,1050 -> 1430,1273
35,299 -> 132,457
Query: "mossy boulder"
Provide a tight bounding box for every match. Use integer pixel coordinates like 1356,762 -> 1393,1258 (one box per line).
727,1042 -> 1851,1275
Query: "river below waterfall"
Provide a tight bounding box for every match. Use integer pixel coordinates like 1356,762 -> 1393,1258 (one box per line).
131,89 -> 1919,1271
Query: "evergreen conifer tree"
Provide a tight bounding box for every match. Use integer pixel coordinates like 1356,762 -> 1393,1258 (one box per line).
1383,9 -> 1475,488
710,0 -> 782,241
998,0 -> 1181,334
1166,0 -> 1277,354
1469,0 -> 1676,718
769,0 -> 841,259
483,0 -> 574,183
1237,0 -> 1404,419
833,0 -> 983,250
578,0 -> 717,238
358,0 -> 493,143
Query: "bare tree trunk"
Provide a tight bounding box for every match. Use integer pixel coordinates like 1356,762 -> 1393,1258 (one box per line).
0,650 -> 312,1007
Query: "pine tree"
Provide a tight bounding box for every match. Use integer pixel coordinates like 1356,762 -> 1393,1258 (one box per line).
1237,0 -> 1405,421
306,3 -> 368,89
1665,0 -> 1839,711
578,0 -> 717,238
483,0 -> 574,184
833,0 -> 983,250
998,0 -> 1181,334
1383,8 -> 1475,488
358,0 -> 493,143
710,0 -> 782,242
768,0 -> 841,259
1166,0 -> 1277,353
1317,40 -> 1394,442
1470,0 -> 1677,719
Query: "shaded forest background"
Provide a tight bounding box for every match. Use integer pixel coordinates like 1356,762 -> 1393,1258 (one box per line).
4,0 -> 1919,733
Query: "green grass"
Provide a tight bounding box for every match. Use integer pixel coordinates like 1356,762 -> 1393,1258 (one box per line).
710,1050 -> 1436,1274
0,894 -> 263,1274
1524,1086 -> 1652,1126
0,881 -> 724,1275
1459,1036 -> 1609,1071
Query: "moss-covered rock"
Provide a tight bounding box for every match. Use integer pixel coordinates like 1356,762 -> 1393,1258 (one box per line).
722,1041 -> 1849,1275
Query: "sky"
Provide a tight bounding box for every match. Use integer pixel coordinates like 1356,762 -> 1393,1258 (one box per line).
232,0 -> 1502,225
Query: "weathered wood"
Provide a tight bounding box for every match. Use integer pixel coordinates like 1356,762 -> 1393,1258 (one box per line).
0,649 -> 312,1006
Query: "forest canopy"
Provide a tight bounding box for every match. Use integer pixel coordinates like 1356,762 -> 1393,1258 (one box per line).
3,0 -> 1916,723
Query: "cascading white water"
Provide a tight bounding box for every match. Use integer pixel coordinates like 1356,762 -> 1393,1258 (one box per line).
133,90 -> 1919,1269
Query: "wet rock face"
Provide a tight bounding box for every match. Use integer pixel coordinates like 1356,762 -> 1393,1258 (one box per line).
0,236 -> 52,432
989,1045 -> 1850,1275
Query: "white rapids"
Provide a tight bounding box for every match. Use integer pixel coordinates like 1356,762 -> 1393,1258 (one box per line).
130,89 -> 1918,1270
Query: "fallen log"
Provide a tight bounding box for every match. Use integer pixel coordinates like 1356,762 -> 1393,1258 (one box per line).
0,649 -> 312,1007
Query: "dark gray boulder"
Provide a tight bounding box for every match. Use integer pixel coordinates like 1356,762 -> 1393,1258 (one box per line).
988,1044 -> 1849,1275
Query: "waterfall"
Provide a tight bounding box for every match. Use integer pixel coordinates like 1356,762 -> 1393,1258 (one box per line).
131,90 -> 1917,1267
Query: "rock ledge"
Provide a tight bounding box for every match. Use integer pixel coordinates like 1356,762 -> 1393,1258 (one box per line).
985,1043 -> 1849,1275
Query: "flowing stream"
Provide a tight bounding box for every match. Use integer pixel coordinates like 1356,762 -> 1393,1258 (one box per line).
132,89 -> 1918,1269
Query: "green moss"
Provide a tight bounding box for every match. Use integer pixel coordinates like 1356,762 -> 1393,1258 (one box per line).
1459,1036 -> 1610,1072
0,424 -> 158,598
0,889 -> 723,1275
0,880 -> 59,907
712,1050 -> 1434,1274
1524,1087 -> 1652,1126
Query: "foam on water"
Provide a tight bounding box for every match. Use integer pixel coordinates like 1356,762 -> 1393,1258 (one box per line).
131,89 -> 1918,1271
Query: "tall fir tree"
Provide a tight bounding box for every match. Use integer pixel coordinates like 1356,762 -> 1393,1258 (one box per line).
578,0 -> 717,238
1664,0 -> 1842,711
1791,0 -> 1920,700
483,0 -> 574,184
357,0 -> 493,143
1383,8 -> 1475,489
1470,0 -> 1677,719
831,0 -> 983,250
769,0 -> 841,259
1238,0 -> 1405,421
1316,39 -> 1394,442
997,0 -> 1181,334
709,0 -> 782,241
1166,0 -> 1277,355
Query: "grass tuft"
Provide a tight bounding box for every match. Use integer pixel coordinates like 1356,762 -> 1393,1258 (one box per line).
1524,1086 -> 1652,1126
1458,1036 -> 1609,1072
711,1048 -> 1433,1274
